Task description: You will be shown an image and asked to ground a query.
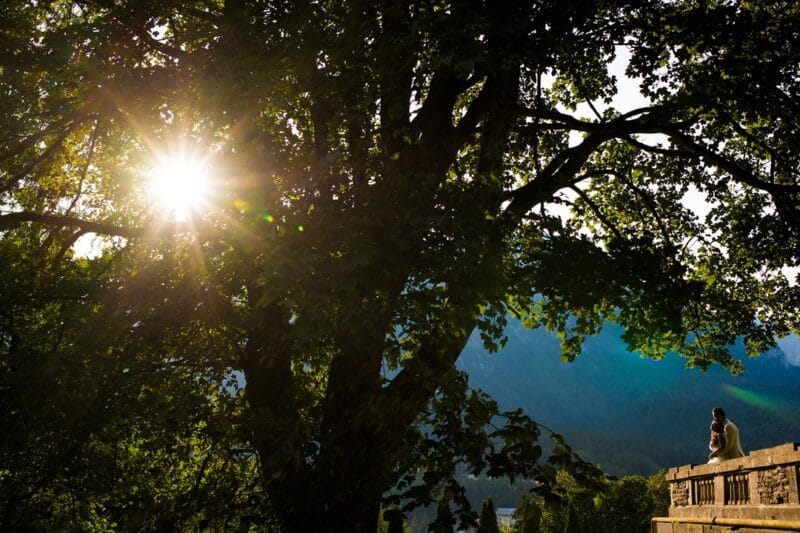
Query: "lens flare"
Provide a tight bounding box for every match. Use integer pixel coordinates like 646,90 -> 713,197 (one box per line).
149,156 -> 210,221
722,384 -> 794,415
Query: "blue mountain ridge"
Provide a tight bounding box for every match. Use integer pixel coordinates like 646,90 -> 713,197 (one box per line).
456,320 -> 800,476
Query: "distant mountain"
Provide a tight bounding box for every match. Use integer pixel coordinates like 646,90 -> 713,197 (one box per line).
457,320 -> 800,476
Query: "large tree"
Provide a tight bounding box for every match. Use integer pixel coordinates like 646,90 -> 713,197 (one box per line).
1,0 -> 799,531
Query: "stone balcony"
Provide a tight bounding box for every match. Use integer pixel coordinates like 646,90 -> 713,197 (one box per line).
653,443 -> 800,532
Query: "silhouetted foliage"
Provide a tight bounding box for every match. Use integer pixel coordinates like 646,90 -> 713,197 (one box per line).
429,498 -> 455,533
1,0 -> 798,531
478,497 -> 501,533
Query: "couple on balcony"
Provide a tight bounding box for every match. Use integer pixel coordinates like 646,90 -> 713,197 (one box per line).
708,407 -> 745,464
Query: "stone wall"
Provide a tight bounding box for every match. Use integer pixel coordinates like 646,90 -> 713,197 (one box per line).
671,480 -> 689,507
756,466 -> 792,505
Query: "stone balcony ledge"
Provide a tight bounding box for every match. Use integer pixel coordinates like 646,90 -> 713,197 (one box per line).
658,443 -> 800,531
668,443 -> 800,482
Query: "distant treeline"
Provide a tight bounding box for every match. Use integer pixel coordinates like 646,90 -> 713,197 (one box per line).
399,470 -> 668,533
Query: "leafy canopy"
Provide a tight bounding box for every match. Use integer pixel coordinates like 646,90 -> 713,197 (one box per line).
1,0 -> 798,530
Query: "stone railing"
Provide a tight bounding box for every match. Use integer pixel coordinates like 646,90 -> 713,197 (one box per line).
653,443 -> 800,532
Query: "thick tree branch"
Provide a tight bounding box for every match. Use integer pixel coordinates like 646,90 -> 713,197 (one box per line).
0,212 -> 194,238
666,129 -> 800,195
504,133 -> 610,218
514,104 -> 695,135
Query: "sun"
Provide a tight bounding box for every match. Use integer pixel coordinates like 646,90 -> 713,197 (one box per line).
148,156 -> 211,221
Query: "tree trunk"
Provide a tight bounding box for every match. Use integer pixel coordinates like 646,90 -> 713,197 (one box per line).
280,503 -> 382,533
253,431 -> 385,533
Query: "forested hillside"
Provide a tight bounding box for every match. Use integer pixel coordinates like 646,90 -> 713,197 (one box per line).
459,321 -> 800,475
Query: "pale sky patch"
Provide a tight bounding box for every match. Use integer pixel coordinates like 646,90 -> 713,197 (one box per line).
783,266 -> 799,287
564,46 -> 652,146
71,233 -> 126,259
681,184 -> 711,222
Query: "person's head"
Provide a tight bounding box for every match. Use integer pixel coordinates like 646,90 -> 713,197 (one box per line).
712,407 -> 726,423
711,421 -> 724,433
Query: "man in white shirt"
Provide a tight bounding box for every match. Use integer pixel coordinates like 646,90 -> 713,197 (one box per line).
709,406 -> 745,461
